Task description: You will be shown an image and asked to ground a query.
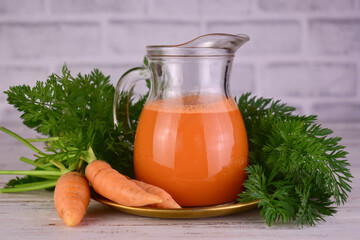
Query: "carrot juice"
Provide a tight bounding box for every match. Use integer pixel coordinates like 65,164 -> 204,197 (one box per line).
133,94 -> 248,207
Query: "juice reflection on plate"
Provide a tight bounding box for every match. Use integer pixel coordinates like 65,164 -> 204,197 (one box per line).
134,94 -> 248,207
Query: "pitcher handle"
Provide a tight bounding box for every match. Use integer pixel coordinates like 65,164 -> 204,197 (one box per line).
113,66 -> 150,129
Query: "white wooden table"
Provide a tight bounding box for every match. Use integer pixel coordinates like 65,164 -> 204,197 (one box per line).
0,122 -> 359,240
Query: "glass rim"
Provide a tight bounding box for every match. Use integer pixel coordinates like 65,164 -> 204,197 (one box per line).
146,33 -> 250,57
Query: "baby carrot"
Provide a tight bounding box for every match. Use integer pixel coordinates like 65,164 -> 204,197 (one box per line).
54,172 -> 90,227
85,160 -> 162,207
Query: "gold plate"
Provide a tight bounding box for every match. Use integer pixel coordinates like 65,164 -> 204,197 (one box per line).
91,191 -> 259,219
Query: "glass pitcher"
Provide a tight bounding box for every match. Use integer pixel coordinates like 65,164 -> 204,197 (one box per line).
114,33 -> 250,207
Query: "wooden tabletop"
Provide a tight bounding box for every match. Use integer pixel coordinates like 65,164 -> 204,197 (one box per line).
0,122 -> 359,240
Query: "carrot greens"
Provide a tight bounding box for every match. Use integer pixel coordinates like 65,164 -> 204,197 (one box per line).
237,93 -> 352,226
2,65 -> 143,180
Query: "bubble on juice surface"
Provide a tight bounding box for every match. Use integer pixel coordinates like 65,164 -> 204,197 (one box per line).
144,93 -> 238,113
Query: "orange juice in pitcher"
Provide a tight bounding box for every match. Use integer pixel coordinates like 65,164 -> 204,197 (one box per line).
134,94 -> 248,206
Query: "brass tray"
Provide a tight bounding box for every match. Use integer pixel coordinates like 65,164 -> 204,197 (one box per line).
91,191 -> 259,219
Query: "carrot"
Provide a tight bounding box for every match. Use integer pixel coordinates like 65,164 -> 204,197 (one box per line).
54,172 -> 90,227
132,180 -> 181,209
85,160 -> 162,206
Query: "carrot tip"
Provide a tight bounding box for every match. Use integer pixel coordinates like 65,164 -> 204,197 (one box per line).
154,196 -> 163,204
63,215 -> 81,227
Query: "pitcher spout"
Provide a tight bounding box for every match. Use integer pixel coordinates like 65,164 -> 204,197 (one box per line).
176,33 -> 250,54
147,33 -> 249,57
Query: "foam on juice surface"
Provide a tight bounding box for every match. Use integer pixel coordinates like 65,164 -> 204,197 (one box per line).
144,94 -> 238,113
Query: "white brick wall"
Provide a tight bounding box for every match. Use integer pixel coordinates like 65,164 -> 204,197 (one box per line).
309,19 -> 360,55
201,0 -> 252,16
0,0 -> 359,124
0,0 -> 45,15
50,0 -> 146,14
208,20 -> 301,55
258,0 -> 357,12
0,22 -> 101,58
107,20 -> 199,56
262,62 -> 357,97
